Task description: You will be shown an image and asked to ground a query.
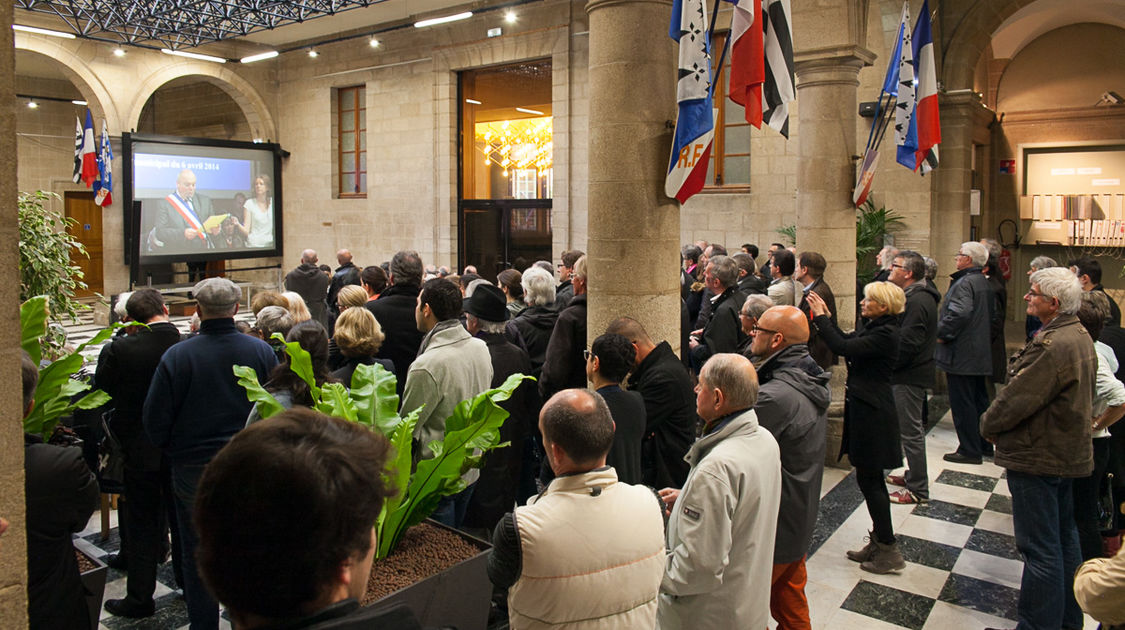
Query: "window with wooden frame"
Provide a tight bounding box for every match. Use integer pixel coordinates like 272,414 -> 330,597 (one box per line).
705,33 -> 751,190
338,86 -> 367,197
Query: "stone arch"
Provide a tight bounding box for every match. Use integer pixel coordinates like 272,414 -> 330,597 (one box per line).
14,34 -> 121,130
126,63 -> 277,141
941,0 -> 1047,92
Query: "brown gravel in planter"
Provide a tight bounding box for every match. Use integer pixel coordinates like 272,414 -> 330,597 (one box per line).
362,522 -> 485,604
75,548 -> 97,573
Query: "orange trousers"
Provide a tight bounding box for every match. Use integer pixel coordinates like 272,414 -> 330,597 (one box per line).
770,556 -> 811,630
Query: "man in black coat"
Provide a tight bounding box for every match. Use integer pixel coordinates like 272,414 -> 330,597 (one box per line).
540,255 -> 588,400
587,333 -> 646,484
23,351 -> 99,630
326,249 -> 362,319
285,249 -> 331,326
462,285 -> 537,535
887,251 -> 940,504
689,255 -> 747,372
554,249 -> 584,310
366,250 -> 425,395
795,251 -> 838,369
95,289 -> 183,619
1073,255 -> 1123,327
151,169 -> 218,254
607,317 -> 697,489
733,252 -> 768,295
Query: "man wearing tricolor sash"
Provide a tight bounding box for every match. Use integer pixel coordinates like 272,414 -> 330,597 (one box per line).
153,169 -> 218,253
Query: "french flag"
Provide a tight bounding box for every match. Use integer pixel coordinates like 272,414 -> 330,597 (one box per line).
724,0 -> 763,127
665,0 -> 714,203
80,109 -> 98,186
896,0 -> 940,172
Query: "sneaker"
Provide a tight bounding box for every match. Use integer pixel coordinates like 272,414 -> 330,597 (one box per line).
860,540 -> 907,574
889,489 -> 928,504
846,532 -> 877,563
885,473 -> 907,487
942,451 -> 982,465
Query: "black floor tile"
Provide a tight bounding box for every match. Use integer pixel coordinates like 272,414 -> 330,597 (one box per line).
83,528 -> 122,554
101,592 -> 188,630
938,573 -> 1019,622
965,528 -> 1020,561
935,469 -> 1000,492
808,470 -> 864,558
841,580 -> 935,630
896,534 -> 962,571
986,493 -> 1013,514
911,499 -> 982,527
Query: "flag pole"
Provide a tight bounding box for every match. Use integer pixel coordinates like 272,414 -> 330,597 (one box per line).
707,0 -> 729,101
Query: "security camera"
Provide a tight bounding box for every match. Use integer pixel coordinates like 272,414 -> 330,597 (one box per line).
1100,91 -> 1123,105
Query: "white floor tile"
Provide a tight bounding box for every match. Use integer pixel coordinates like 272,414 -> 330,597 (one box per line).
922,600 -> 1016,630
861,561 -> 952,599
825,607 -> 913,630
952,548 -> 1024,590
993,478 -> 1010,496
930,483 -> 992,509
975,509 -> 1016,536
896,513 -> 974,548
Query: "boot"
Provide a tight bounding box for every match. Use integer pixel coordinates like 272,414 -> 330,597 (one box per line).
846,532 -> 877,563
860,540 -> 906,574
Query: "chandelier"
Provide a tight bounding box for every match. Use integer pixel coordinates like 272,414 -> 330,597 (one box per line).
475,117 -> 552,176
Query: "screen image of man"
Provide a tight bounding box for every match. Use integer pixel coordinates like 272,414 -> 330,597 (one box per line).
150,169 -> 218,253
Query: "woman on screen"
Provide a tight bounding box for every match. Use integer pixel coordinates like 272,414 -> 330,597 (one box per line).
242,174 -> 274,248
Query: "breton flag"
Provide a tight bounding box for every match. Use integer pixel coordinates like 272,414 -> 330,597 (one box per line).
72,117 -> 83,184
665,0 -> 715,203
80,109 -> 98,186
896,0 -> 940,172
93,120 -> 113,207
892,2 -> 915,162
724,0 -> 764,126
761,0 -> 795,137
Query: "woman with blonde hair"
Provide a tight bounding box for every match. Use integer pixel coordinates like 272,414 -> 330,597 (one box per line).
281,291 -> 312,323
806,281 -> 906,575
331,307 -> 395,386
336,284 -> 368,312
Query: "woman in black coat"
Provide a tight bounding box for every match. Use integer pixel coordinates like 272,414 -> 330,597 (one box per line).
807,281 -> 905,575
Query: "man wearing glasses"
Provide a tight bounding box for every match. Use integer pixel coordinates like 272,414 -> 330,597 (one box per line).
935,241 -> 995,465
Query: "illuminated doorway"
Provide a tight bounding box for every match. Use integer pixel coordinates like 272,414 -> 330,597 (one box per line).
459,60 -> 552,280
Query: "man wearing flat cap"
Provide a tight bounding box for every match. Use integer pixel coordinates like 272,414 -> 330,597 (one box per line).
143,277 -> 277,630
462,282 -> 536,536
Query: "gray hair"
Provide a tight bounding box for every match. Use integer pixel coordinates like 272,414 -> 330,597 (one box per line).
114,291 -> 133,319
573,255 -> 587,281
390,250 -> 423,287
960,241 -> 989,267
466,313 -> 507,334
522,265 -> 557,307
534,260 -> 554,274
1030,267 -> 1083,315
464,278 -> 491,298
879,246 -> 899,270
897,251 -> 926,281
742,294 -> 774,321
256,305 -> 295,337
700,353 -> 759,410
980,238 -> 1001,260
1029,255 -> 1058,272
708,255 -> 739,289
923,257 -> 938,280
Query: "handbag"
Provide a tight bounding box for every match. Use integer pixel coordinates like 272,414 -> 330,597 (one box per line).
98,411 -> 126,487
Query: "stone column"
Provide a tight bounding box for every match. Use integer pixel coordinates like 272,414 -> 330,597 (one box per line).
584,0 -> 680,347
0,0 -> 29,626
794,45 -> 874,468
929,89 -> 985,293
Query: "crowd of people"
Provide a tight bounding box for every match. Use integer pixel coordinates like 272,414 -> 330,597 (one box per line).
15,239 -> 1125,630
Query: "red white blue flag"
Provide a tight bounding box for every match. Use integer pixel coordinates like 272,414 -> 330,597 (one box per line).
665,0 -> 714,203
896,0 -> 940,172
80,109 -> 98,186
724,0 -> 763,126
93,119 -> 113,207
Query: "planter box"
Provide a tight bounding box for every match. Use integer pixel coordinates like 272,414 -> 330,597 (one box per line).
78,549 -> 107,630
367,520 -> 492,630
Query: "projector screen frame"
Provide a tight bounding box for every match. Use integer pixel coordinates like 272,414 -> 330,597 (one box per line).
123,132 -> 284,277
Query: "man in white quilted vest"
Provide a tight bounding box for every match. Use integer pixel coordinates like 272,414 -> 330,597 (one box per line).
656,353 -> 782,630
486,388 -> 666,629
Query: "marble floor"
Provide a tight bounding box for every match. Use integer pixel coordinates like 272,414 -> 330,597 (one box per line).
68,327 -> 1101,629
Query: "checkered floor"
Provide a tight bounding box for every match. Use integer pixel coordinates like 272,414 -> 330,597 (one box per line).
73,390 -> 1102,629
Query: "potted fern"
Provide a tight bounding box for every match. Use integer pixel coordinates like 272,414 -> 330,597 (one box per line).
236,339 -> 529,630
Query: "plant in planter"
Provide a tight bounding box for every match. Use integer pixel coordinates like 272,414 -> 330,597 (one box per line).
19,190 -> 91,356
235,337 -> 530,557
856,199 -> 905,285
20,296 -> 114,441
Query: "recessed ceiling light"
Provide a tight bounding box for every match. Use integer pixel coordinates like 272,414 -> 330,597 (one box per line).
414,12 -> 473,28
161,48 -> 227,63
369,38 -> 380,48
241,50 -> 279,63
72,100 -> 87,105
113,48 -> 126,57
308,50 -> 319,58
505,11 -> 517,23
12,25 -> 76,39
465,98 -> 482,105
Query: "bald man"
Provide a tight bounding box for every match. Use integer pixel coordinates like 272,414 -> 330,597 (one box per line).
285,249 -> 331,326
748,306 -> 830,630
327,248 -> 362,320
656,354 -> 781,630
153,169 -> 217,253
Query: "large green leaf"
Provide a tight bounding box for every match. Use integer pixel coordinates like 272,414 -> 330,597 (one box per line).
233,365 -> 285,420
318,383 -> 357,422
20,296 -> 48,364
375,409 -> 420,559
278,334 -> 321,401
349,362 -> 399,433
